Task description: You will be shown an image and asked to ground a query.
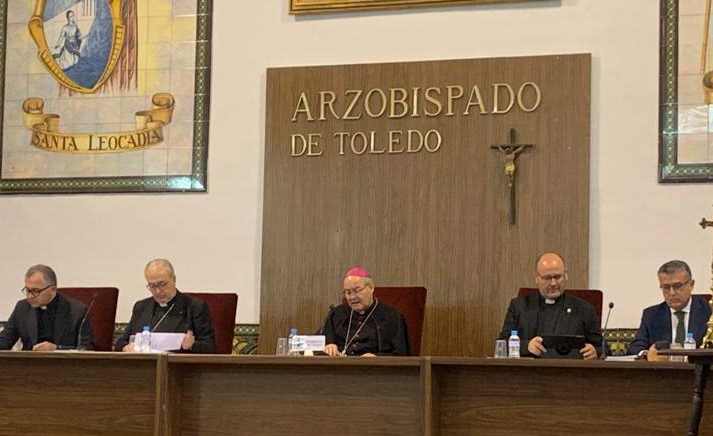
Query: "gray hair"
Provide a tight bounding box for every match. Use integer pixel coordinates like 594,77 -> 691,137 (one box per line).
363,276 -> 374,288
145,258 -> 176,280
25,264 -> 57,287
658,260 -> 692,279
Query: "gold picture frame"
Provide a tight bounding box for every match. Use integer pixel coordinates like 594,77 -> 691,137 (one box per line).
290,0 -> 547,14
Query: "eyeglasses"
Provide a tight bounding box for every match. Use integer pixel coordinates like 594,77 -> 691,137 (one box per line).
660,280 -> 691,293
343,286 -> 368,297
20,284 -> 54,298
146,281 -> 170,291
538,274 -> 564,283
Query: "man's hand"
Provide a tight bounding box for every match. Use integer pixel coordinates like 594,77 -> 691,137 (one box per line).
361,353 -> 376,357
324,344 -> 339,357
122,343 -> 136,352
580,343 -> 598,360
181,330 -> 195,351
646,343 -> 661,361
32,341 -> 57,352
527,336 -> 546,356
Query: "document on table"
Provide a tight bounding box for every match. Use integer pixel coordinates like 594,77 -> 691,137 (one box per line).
604,355 -> 637,361
150,333 -> 185,351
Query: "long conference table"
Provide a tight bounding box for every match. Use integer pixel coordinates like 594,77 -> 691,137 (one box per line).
0,352 -> 710,436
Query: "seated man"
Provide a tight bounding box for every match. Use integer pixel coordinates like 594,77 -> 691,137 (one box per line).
499,252 -> 601,359
114,259 -> 215,353
0,264 -> 93,351
322,266 -> 410,356
628,260 -> 711,358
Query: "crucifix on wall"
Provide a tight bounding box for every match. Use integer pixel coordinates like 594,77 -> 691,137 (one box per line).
490,128 -> 534,225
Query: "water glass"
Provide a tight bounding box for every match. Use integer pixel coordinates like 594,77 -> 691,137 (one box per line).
669,342 -> 684,363
276,337 -> 288,355
494,339 -> 508,358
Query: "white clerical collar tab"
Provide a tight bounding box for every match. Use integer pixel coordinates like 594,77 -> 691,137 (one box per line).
545,298 -> 556,305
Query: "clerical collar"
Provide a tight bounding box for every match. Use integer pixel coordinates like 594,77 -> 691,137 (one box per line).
357,299 -> 377,315
38,293 -> 59,311
155,293 -> 177,308
539,293 -> 563,305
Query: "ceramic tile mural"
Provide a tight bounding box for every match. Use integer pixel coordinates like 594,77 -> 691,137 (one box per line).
660,0 -> 713,181
0,0 -> 211,193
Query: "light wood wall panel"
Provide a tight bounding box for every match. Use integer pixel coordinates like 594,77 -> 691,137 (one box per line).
260,54 -> 590,357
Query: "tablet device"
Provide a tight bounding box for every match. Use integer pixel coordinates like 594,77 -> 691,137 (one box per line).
541,335 -> 586,359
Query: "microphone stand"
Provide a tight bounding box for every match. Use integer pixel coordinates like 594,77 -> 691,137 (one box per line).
601,302 -> 614,359
315,304 -> 338,335
76,292 -> 98,350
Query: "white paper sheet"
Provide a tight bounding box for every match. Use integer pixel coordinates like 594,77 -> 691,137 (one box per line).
292,335 -> 325,352
604,355 -> 638,361
149,332 -> 185,351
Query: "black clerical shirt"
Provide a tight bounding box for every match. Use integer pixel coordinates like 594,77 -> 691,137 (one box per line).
536,294 -> 564,337
499,291 -> 602,357
343,302 -> 380,356
36,295 -> 60,343
150,295 -> 177,330
322,299 -> 411,356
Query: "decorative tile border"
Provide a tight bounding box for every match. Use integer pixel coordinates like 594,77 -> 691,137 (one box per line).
113,322 -> 258,354
0,321 -> 258,354
0,321 -> 635,356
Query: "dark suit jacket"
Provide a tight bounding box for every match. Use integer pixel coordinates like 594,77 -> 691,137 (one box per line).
114,291 -> 215,353
0,293 -> 93,350
499,292 -> 602,357
323,302 -> 410,356
627,296 -> 712,355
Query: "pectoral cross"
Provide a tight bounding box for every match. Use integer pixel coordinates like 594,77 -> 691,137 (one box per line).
699,214 -> 713,349
490,128 -> 533,225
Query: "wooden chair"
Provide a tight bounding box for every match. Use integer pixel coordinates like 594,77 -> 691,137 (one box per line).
184,292 -> 238,354
518,288 -> 604,326
57,287 -> 118,351
374,286 -> 427,355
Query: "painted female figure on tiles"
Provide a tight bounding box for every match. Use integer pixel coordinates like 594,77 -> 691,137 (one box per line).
30,0 -> 137,94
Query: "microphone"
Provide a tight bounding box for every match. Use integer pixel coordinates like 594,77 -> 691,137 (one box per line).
601,302 -> 614,359
316,304 -> 337,335
76,292 -> 98,351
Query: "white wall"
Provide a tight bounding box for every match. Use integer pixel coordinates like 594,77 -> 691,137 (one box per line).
1,0 -> 712,329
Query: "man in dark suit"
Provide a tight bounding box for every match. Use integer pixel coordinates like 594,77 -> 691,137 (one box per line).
499,252 -> 602,359
114,258 -> 215,353
628,260 -> 712,358
0,264 -> 93,351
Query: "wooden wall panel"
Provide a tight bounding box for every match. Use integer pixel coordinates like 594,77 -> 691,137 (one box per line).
261,54 -> 590,357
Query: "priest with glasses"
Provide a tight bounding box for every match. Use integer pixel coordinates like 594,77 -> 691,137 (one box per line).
0,264 -> 93,351
322,266 -> 410,357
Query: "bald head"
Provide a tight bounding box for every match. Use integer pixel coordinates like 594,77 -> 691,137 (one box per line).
536,252 -> 565,272
535,252 -> 567,299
